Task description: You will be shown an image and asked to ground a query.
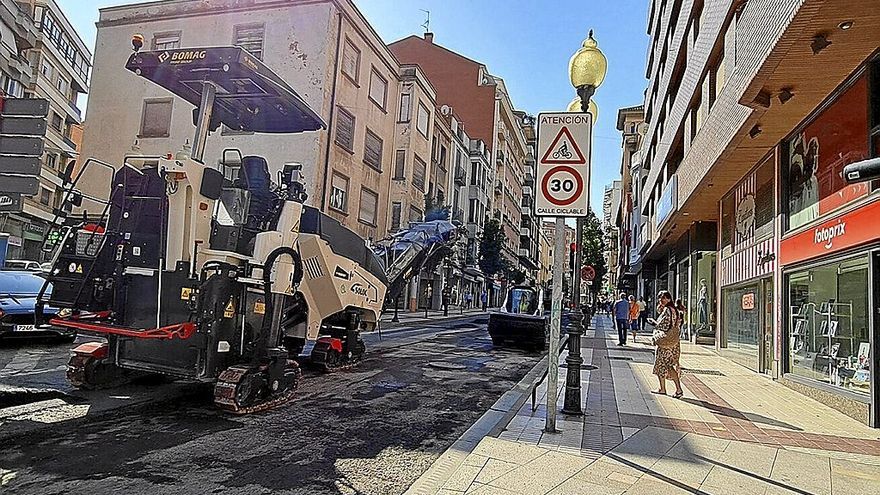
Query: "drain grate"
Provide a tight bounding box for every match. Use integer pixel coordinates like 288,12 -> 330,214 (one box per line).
681,367 -> 725,376
606,356 -> 634,361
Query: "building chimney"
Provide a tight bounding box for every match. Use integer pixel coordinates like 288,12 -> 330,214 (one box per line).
424,32 -> 434,43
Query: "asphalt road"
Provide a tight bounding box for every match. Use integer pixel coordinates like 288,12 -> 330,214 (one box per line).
0,316 -> 542,494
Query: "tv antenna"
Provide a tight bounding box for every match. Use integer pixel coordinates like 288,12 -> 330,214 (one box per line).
420,9 -> 430,33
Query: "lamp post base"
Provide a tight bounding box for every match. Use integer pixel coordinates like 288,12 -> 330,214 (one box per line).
561,309 -> 584,416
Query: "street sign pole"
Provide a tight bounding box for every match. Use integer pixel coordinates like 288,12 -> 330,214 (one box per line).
535,112 -> 592,433
546,216 -> 566,433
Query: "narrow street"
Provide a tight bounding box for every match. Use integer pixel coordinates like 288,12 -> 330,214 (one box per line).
0,316 -> 542,494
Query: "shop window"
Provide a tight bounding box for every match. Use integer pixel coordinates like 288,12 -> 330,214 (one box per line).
720,194 -> 734,257
787,256 -> 870,394
785,75 -> 870,231
722,283 -> 761,371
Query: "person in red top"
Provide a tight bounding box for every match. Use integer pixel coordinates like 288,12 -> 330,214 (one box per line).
627,295 -> 640,342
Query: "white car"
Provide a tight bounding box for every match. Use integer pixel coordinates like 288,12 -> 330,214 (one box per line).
3,260 -> 42,272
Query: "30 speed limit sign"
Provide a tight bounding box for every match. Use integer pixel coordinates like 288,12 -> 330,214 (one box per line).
534,112 -> 592,217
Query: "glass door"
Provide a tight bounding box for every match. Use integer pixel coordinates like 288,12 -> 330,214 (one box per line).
761,278 -> 774,374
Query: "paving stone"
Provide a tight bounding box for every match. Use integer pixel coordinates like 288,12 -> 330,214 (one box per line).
474,459 -> 520,485
441,464 -> 483,492
768,448 -> 831,494
830,457 -> 880,494
624,477 -> 701,495
647,454 -> 713,488
463,454 -> 489,468
487,450 -> 591,495
472,437 -> 548,465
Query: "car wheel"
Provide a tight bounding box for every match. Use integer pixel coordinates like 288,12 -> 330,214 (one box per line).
58,332 -> 77,344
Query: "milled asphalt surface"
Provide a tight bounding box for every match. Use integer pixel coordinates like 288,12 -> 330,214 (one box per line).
0,316 -> 542,494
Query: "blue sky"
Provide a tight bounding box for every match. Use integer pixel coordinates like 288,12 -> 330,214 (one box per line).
59,0 -> 649,213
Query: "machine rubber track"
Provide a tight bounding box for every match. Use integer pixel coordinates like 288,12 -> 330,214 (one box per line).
213,362 -> 301,414
311,339 -> 366,373
67,353 -> 135,390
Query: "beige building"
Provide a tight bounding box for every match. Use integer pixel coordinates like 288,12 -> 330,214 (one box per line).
83,0 -> 408,241
0,0 -> 90,260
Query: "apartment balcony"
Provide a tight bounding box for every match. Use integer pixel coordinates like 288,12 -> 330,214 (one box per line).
519,227 -> 529,237
454,165 -> 466,186
522,185 -> 533,197
494,179 -> 503,195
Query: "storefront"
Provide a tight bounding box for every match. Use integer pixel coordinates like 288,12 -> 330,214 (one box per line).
778,58 -> 880,426
718,155 -> 776,373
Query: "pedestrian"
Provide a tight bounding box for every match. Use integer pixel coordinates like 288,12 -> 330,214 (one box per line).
613,292 -> 630,346
675,298 -> 687,341
628,295 -> 640,342
464,290 -> 472,309
480,289 -> 488,312
442,285 -> 451,316
637,296 -> 647,331
651,290 -> 683,398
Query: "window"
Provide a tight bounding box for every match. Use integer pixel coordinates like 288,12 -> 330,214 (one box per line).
46,153 -> 58,170
358,187 -> 379,226
438,144 -> 447,171
152,31 -> 181,50
56,76 -> 68,94
40,60 -> 54,80
471,161 -> 479,186
412,154 -> 427,191
329,173 -> 348,212
787,256 -> 870,395
139,99 -> 173,138
335,106 -> 355,151
234,24 -> 265,60
409,205 -> 423,222
363,129 -> 383,171
50,112 -> 62,132
39,187 -> 51,206
785,75 -> 869,231
468,199 -> 478,223
368,68 -> 387,109
390,202 -> 402,231
398,93 -> 412,122
394,150 -> 406,179
417,102 -> 430,137
341,38 -> 360,82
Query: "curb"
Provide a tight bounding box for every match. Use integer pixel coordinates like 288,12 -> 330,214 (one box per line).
404,349 -> 551,495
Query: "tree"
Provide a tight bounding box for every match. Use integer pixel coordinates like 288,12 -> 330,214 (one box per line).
580,209 -> 607,298
479,216 -> 508,278
424,193 -> 450,221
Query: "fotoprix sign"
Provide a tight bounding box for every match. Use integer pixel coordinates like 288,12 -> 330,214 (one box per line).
779,199 -> 880,265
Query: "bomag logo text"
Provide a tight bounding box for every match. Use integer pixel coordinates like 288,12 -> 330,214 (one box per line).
166,50 -> 207,64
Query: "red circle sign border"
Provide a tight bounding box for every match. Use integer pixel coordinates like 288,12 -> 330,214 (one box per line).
541,165 -> 584,207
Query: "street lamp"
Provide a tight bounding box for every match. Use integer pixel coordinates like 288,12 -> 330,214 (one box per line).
562,29 -> 607,417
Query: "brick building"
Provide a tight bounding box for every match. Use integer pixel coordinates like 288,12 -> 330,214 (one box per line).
631,0 -> 880,425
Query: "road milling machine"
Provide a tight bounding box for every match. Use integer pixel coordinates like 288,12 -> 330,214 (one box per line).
33,40 -> 417,413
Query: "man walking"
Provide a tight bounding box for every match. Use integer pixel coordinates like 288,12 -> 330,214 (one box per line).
481,289 -> 488,312
637,296 -> 648,331
613,292 -> 630,346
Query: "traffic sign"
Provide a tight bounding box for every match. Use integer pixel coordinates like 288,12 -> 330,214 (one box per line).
535,112 -> 592,217
581,265 -> 596,281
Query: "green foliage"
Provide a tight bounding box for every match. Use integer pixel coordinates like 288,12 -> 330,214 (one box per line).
424,193 -> 450,221
478,216 -> 507,277
580,209 -> 607,295
506,267 -> 526,285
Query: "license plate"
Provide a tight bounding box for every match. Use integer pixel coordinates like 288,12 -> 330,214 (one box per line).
14,324 -> 37,332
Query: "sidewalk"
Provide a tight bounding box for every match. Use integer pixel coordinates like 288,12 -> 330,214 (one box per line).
408,316 -> 880,494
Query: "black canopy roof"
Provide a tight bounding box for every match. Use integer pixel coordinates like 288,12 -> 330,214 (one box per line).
125,47 -> 325,134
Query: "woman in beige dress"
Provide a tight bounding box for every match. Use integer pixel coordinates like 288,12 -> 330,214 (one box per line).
652,290 -> 683,398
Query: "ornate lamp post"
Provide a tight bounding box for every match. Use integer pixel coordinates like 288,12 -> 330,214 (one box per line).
562,30 -> 606,416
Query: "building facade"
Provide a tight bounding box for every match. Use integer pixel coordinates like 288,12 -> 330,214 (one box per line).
631,0 -> 880,425
613,105 -> 646,296
84,0 -> 404,241
0,0 -> 90,261
388,32 -> 535,297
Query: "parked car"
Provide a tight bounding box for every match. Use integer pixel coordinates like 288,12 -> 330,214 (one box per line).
488,285 -> 548,351
0,270 -> 73,340
3,260 -> 42,272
